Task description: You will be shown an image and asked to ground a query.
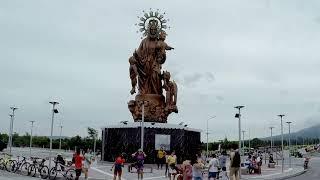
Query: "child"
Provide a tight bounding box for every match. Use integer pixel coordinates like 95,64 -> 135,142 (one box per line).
74,148 -> 84,180
129,53 -> 138,95
112,153 -> 125,180
156,31 -> 174,65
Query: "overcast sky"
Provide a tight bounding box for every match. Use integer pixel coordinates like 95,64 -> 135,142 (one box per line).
1,0 -> 320,141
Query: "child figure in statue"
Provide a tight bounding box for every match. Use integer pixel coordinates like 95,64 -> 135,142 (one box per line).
129,52 -> 138,95
156,31 -> 174,65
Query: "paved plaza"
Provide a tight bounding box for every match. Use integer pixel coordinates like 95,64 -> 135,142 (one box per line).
1,147 -> 314,180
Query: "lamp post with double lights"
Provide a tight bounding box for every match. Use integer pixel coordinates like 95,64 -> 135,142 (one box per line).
286,121 -> 292,168
49,101 -> 59,171
206,116 -> 216,160
9,107 -> 18,155
278,114 -> 285,173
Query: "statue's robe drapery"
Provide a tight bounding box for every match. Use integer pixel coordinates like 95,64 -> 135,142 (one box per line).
136,37 -> 164,95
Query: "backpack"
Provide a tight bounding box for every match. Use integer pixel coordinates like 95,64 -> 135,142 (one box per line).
231,152 -> 240,167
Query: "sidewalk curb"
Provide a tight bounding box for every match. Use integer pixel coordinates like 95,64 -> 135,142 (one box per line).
242,168 -> 307,180
273,169 -> 307,180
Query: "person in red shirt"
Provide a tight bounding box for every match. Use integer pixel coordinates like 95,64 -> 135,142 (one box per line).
112,153 -> 125,180
74,148 -> 84,180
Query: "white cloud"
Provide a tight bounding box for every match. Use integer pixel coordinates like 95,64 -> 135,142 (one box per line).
1,0 -> 320,140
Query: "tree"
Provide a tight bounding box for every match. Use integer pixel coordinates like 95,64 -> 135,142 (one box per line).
0,133 -> 9,144
87,127 -> 98,139
87,127 -> 98,153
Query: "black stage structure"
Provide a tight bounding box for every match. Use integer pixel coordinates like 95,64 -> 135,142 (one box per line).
101,122 -> 201,164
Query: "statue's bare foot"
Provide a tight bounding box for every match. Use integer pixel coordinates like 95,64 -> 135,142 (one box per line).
130,88 -> 136,95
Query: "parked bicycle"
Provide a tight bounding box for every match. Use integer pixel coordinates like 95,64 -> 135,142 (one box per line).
49,160 -> 76,180
12,156 -> 30,176
28,157 -> 49,179
0,153 -> 15,172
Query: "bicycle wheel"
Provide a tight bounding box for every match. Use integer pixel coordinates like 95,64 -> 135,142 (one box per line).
0,158 -> 4,170
40,166 -> 49,179
20,162 -> 30,176
28,164 -> 37,177
7,160 -> 17,172
12,162 -> 20,173
65,168 -> 76,180
49,167 -> 57,180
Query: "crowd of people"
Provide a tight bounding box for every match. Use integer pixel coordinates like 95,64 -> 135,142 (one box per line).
111,146 -> 242,180
57,146 -> 243,180
243,152 -> 264,174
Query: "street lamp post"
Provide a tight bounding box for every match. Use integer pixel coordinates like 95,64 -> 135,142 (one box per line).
234,105 -> 244,179
140,101 -> 148,152
49,101 -> 59,171
29,121 -> 35,156
248,129 -> 251,150
242,130 -> 246,150
278,114 -> 285,173
269,126 -> 274,159
93,130 -> 97,156
206,116 -> 216,160
286,121 -> 292,168
59,125 -> 63,150
8,114 -> 13,155
9,107 -> 18,155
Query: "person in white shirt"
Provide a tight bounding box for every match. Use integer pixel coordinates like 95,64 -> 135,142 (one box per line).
208,154 -> 219,180
83,149 -> 94,180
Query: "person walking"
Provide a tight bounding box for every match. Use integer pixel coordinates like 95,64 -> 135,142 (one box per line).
167,151 -> 177,178
208,154 -> 219,180
112,153 -> 125,180
229,147 -> 240,180
192,158 -> 204,180
83,149 -> 93,180
132,149 -> 146,180
157,147 -> 166,170
165,153 -> 170,177
219,151 -> 228,179
74,148 -> 84,180
182,160 -> 193,180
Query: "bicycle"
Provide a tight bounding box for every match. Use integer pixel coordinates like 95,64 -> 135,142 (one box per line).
0,153 -> 15,172
49,160 -> 76,180
28,157 -> 49,179
12,156 -> 30,176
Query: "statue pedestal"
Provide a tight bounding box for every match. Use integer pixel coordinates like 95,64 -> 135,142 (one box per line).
128,94 -> 169,123
101,122 -> 201,163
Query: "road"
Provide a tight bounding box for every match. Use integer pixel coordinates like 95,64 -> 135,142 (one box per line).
289,156 -> 320,180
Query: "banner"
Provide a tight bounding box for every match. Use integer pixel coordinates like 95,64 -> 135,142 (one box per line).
155,134 -> 170,151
